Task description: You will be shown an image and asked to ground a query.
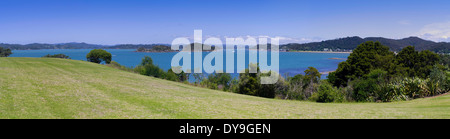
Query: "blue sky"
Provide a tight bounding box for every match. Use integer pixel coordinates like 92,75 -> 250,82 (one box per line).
1,0 -> 450,45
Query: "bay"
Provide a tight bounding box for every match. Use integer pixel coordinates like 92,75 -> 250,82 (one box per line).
10,49 -> 349,79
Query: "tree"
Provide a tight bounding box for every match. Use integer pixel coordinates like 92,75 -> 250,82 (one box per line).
0,47 -> 12,57
238,64 -> 260,96
396,46 -> 419,77
86,49 -> 112,64
140,56 -> 153,66
303,67 -> 321,85
395,46 -> 439,78
416,50 -> 439,78
330,41 -> 393,87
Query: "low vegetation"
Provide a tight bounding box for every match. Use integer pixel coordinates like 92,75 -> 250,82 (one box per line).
42,54 -> 70,59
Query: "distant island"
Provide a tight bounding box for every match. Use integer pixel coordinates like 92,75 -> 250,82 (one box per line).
1,36 -> 449,53
135,45 -> 176,52
134,43 -> 215,52
282,36 -> 450,53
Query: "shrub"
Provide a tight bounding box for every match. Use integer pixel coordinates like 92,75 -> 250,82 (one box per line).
165,69 -> 179,81
135,56 -> 165,78
428,65 -> 448,95
206,73 -> 232,91
310,81 -> 338,102
42,54 -> 70,59
107,61 -> 134,72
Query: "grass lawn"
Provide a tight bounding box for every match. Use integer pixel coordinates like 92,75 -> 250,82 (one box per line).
0,57 -> 449,119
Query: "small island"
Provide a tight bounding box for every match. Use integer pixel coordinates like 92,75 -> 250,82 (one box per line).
135,45 -> 176,52
135,43 -> 216,52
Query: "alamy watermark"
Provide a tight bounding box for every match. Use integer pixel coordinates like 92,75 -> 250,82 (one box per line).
170,30 -> 279,84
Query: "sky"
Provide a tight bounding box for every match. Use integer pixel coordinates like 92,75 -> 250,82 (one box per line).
1,0 -> 450,45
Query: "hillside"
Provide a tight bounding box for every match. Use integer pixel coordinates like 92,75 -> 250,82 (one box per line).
282,36 -> 450,53
0,57 -> 449,118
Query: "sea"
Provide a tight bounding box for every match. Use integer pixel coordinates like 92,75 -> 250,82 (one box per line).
10,49 -> 349,80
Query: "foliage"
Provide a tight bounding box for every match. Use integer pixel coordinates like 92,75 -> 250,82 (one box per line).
202,73 -> 232,91
439,54 -> 450,66
106,61 -> 134,72
259,71 -> 288,98
0,47 -> 12,57
427,65 -> 448,95
86,49 -> 112,64
42,54 -> 70,59
352,69 -> 389,102
309,81 -> 341,103
238,67 -> 260,96
303,67 -> 321,85
330,41 -> 393,87
135,56 -> 165,78
165,69 -> 179,81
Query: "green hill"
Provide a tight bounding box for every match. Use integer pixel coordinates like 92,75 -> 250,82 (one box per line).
282,36 -> 450,53
0,57 -> 449,119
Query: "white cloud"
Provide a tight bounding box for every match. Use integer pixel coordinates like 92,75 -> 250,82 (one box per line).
416,21 -> 450,42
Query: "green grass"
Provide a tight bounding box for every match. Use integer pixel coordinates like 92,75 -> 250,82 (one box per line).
0,57 -> 449,119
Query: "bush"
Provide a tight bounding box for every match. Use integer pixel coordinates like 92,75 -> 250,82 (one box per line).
205,73 -> 232,91
165,69 -> 179,81
426,65 -> 447,95
42,54 -> 71,59
259,71 -> 288,98
106,61 -> 134,72
283,74 -> 306,100
310,81 -> 339,102
135,56 -> 165,78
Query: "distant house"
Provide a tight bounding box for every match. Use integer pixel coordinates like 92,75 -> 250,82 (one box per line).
323,48 -> 329,51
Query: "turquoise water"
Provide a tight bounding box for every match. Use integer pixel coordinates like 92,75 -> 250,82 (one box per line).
10,49 -> 349,79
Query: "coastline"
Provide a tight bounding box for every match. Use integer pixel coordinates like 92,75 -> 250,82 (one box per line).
288,51 -> 352,54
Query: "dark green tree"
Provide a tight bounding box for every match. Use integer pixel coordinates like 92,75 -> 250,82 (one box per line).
0,47 -> 12,57
329,41 -> 393,87
396,46 -> 419,77
416,50 -> 440,78
238,64 -> 260,96
86,49 -> 112,64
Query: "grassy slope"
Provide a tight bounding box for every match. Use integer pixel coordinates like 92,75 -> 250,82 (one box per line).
0,57 -> 449,119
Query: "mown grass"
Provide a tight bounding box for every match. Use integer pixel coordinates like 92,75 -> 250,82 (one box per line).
0,57 -> 449,119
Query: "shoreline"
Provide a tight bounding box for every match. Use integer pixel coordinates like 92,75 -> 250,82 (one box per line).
288,51 -> 352,54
